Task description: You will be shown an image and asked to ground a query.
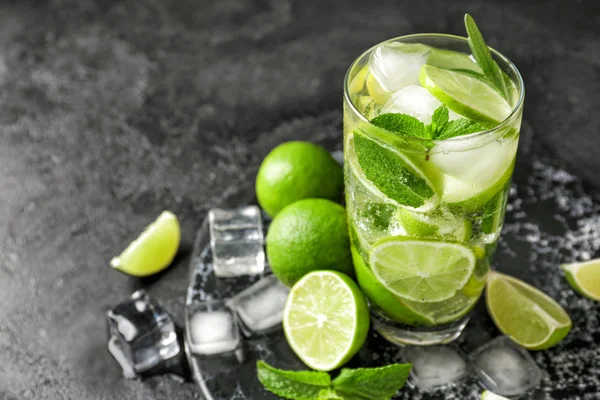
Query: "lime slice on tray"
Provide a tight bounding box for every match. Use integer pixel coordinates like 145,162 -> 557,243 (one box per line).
351,131 -> 440,212
561,259 -> 600,301
110,211 -> 180,277
419,64 -> 512,127
395,207 -> 472,242
370,237 -> 476,303
481,390 -> 509,400
486,271 -> 572,350
283,270 -> 370,371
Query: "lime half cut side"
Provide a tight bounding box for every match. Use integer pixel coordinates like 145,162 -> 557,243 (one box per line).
110,211 -> 181,277
370,237 -> 476,303
283,270 -> 370,371
561,259 -> 600,301
419,64 -> 511,127
486,271 -> 572,350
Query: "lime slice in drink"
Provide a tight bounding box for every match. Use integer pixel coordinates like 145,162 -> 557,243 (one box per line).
283,270 -> 370,371
395,207 -> 473,242
366,72 -> 391,105
419,65 -> 512,127
370,237 -> 476,303
561,259 -> 600,301
426,48 -> 483,74
350,131 -> 440,212
110,211 -> 181,277
481,390 -> 509,400
486,271 -> 572,350
481,185 -> 509,234
349,65 -> 368,94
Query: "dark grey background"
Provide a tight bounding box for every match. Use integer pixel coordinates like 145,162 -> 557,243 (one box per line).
0,0 -> 599,399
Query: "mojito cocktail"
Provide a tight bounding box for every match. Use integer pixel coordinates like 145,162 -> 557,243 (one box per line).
343,29 -> 524,345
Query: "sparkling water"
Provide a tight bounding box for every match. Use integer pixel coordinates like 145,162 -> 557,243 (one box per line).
471,336 -> 543,396
106,290 -> 180,375
228,274 -> 290,337
402,345 -> 469,390
186,299 -> 241,355
209,206 -> 265,277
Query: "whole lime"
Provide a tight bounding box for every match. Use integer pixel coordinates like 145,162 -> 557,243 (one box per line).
266,199 -> 353,286
255,141 -> 343,217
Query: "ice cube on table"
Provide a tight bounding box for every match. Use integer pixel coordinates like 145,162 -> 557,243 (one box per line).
370,42 -> 431,93
228,274 -> 290,337
209,206 -> 265,278
186,299 -> 241,355
381,85 -> 462,124
402,345 -> 469,390
471,336 -> 542,396
107,289 -> 180,376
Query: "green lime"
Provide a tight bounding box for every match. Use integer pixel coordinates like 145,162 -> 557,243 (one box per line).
419,65 -> 511,127
486,271 -> 572,350
283,270 -> 370,371
426,48 -> 483,74
266,199 -> 353,286
351,131 -> 439,211
256,141 -> 343,217
561,259 -> 600,301
110,211 -> 180,277
395,207 -> 472,242
370,237 -> 476,303
481,391 -> 509,400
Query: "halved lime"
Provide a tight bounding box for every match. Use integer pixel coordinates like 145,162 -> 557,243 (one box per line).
486,271 -> 572,350
419,65 -> 511,127
350,131 -> 440,212
395,207 -> 472,242
481,390 -> 509,400
283,270 -> 370,371
561,259 -> 600,301
370,237 -> 476,303
110,211 -> 180,277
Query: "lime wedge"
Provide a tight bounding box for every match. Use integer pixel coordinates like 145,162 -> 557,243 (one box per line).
486,271 -> 572,350
351,131 -> 439,211
419,65 -> 511,127
395,207 -> 472,242
110,211 -> 181,277
481,390 -> 509,400
561,259 -> 600,301
283,270 -> 370,371
370,237 -> 476,303
366,71 -> 391,105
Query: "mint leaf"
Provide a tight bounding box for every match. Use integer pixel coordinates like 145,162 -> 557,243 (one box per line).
257,361 -> 330,400
464,14 -> 510,101
332,364 -> 412,400
428,106 -> 449,139
371,113 -> 428,139
437,118 -> 484,140
354,131 -> 435,208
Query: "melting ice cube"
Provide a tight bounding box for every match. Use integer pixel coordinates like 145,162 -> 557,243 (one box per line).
186,299 -> 241,355
209,206 -> 265,278
370,42 -> 431,93
402,345 -> 469,390
471,336 -> 542,396
106,290 -> 182,377
381,85 -> 461,124
228,274 -> 290,337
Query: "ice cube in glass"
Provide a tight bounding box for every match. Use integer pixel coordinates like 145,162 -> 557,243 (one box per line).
369,42 -> 430,93
186,299 -> 241,355
471,336 -> 542,396
228,274 -> 289,337
209,206 -> 265,277
106,289 -> 180,374
402,345 -> 469,390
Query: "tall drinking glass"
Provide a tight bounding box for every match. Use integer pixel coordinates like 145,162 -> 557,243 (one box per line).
343,34 -> 524,345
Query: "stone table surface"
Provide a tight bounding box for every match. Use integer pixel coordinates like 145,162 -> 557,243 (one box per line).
0,1 -> 599,399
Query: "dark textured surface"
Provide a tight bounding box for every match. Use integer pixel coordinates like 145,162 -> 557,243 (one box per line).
0,1 -> 599,399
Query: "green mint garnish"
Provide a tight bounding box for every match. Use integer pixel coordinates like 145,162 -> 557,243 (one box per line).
257,361 -> 412,400
368,106 -> 483,143
464,14 -> 511,101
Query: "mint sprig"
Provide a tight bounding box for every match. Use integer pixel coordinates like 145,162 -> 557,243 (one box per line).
464,14 -> 511,101
257,361 -> 412,400
370,106 -> 483,143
